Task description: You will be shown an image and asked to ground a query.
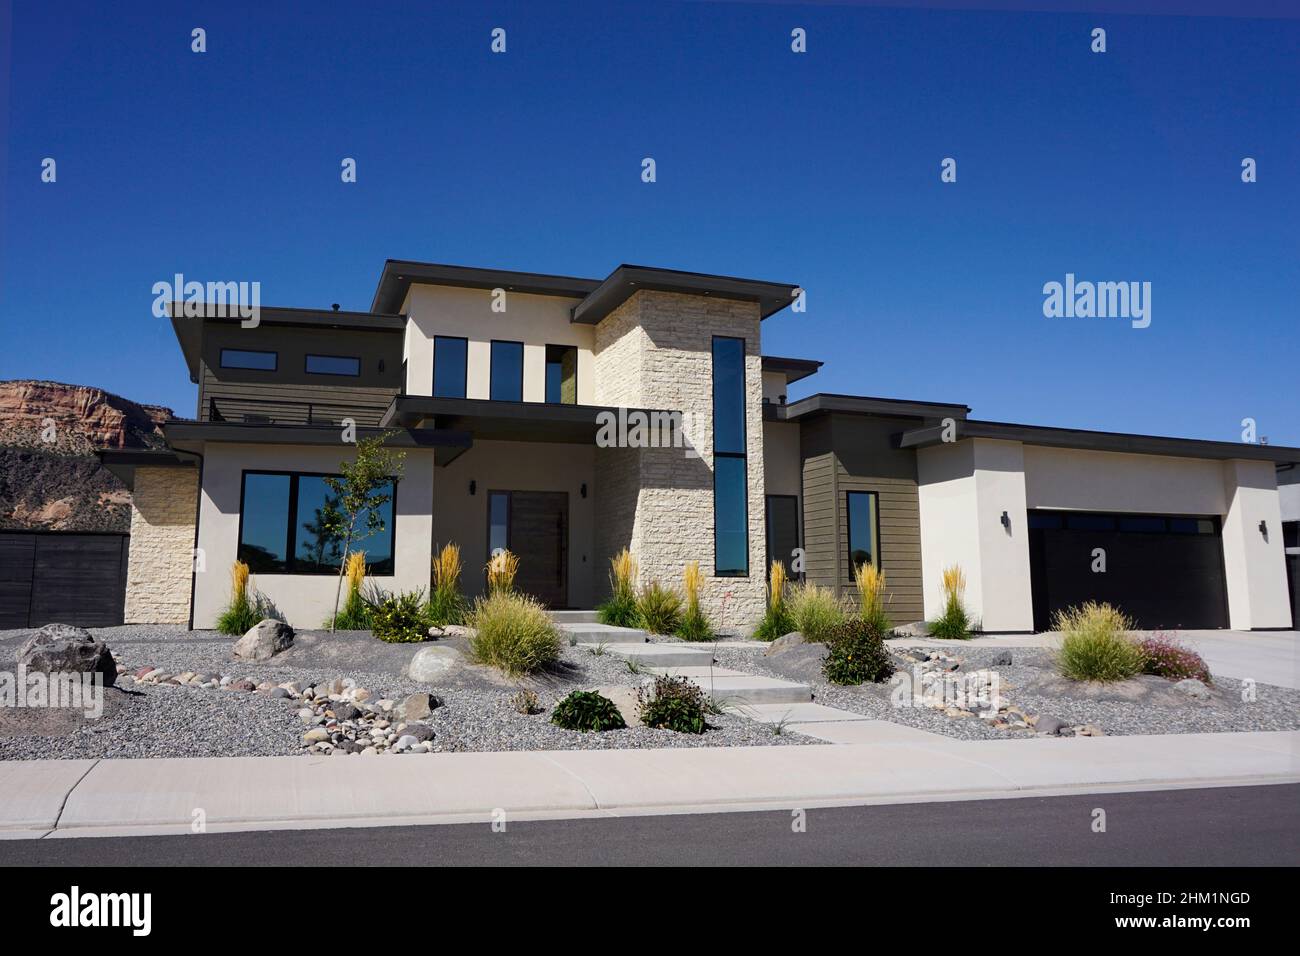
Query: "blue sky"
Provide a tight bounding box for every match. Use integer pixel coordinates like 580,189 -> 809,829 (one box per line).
2,0 -> 1297,443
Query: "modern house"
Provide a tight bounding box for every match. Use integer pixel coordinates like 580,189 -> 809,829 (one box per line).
99,260 -> 1298,633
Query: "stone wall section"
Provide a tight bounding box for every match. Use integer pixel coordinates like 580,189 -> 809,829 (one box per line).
124,466 -> 198,624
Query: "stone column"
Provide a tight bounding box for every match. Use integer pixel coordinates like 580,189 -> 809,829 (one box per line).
124,466 -> 198,624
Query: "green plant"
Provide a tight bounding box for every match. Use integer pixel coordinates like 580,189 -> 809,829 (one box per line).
625,657 -> 648,674
511,689 -> 541,715
1054,602 -> 1145,682
364,586 -> 430,643
1138,633 -> 1212,683
486,548 -> 519,596
789,581 -> 844,643
597,548 -> 640,627
468,590 -> 563,677
675,561 -> 715,640
321,433 -> 406,632
753,560 -> 796,641
326,551 -> 372,629
928,564 -> 973,640
853,561 -> 892,634
636,580 -> 683,635
428,542 -> 467,625
216,561 -> 262,636
587,641 -> 608,656
637,674 -> 709,734
550,691 -> 626,732
821,617 -> 895,686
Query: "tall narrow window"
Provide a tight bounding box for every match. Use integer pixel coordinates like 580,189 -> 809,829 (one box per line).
765,495 -> 800,580
490,340 -> 524,401
488,492 -> 510,556
432,336 -> 468,399
846,491 -> 879,576
545,344 -> 577,404
712,336 -> 748,576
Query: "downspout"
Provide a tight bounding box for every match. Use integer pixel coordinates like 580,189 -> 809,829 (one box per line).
185,448 -> 205,632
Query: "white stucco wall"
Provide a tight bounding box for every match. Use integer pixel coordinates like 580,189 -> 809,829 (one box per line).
433,439 -> 596,607
1221,459 -> 1291,629
400,285 -> 594,403
192,443 -> 435,630
1023,446 -> 1228,514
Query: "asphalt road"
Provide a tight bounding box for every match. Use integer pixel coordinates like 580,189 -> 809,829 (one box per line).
3,783 -> 1297,866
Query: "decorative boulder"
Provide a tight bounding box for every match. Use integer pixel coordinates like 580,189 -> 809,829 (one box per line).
394,692 -> 441,723
1174,678 -> 1211,700
233,619 -> 295,662
764,632 -> 806,657
1034,715 -> 1068,736
17,623 -> 117,687
406,644 -> 465,683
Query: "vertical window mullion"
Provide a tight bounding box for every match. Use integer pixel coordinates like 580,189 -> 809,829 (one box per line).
285,475 -> 300,573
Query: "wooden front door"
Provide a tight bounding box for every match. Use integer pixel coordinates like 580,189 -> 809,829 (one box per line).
487,490 -> 569,607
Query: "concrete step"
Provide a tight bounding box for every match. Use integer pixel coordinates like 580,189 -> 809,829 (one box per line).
604,644 -> 716,668
558,622 -> 648,645
549,609 -> 601,624
677,672 -> 813,705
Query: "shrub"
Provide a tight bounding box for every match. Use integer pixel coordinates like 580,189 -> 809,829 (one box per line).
637,580 -> 683,635
928,564 -> 973,640
597,548 -> 640,627
428,543 -> 467,626
511,688 -> 542,715
1055,602 -> 1145,682
551,691 -> 626,732
1138,632 -> 1212,684
822,617 -> 895,686
364,586 -> 430,643
326,551 -> 372,629
789,581 -> 844,643
675,561 -> 715,641
637,674 -> 709,734
485,549 -> 519,596
853,561 -> 892,634
753,560 -> 796,641
216,561 -> 262,636
469,590 -> 563,677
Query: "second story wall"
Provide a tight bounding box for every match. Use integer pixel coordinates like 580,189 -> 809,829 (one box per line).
401,285 -> 596,404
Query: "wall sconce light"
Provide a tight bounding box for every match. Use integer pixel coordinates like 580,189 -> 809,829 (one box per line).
1000,510 -> 1011,531
469,480 -> 476,496
580,483 -> 588,499
1259,520 -> 1267,537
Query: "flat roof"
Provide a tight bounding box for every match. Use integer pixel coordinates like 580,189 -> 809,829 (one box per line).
899,418 -> 1300,465
370,261 -> 601,314
772,392 -> 972,422
162,421 -> 472,467
761,355 -> 824,385
93,448 -> 197,489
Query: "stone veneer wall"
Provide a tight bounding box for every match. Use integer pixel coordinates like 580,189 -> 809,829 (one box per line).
124,466 -> 198,624
593,290 -> 767,627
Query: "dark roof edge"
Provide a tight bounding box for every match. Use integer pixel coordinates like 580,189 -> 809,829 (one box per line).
899,418 -> 1300,465
779,392 -> 972,422
370,261 -> 601,313
571,264 -> 798,325
93,448 -> 197,490
761,355 -> 824,384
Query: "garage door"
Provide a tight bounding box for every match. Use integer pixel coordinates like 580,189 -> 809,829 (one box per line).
1028,510 -> 1229,631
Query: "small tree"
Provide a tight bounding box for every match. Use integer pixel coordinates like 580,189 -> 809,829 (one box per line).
323,433 -> 406,632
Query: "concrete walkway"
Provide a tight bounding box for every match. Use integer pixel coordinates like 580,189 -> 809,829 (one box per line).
890,629 -> 1300,690
2,730 -> 1295,840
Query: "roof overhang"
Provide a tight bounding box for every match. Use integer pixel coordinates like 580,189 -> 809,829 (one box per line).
380,395 -> 680,449
899,419 -> 1300,465
370,261 -> 600,314
571,265 -> 798,325
94,448 -> 197,489
761,355 -> 824,385
168,305 -> 405,383
162,421 -> 473,468
771,392 -> 971,423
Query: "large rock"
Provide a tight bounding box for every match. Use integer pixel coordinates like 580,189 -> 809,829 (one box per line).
394,692 -> 441,723
233,619 -> 294,662
763,632 -> 806,656
17,623 -> 117,687
1034,715 -> 1069,736
406,644 -> 465,683
1174,678 -> 1211,700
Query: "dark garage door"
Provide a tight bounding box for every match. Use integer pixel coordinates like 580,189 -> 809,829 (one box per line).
1028,510 -> 1228,631
0,531 -> 130,629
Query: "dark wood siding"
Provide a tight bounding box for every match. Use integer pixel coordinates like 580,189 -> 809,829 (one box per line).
0,532 -> 129,629
800,414 -> 925,624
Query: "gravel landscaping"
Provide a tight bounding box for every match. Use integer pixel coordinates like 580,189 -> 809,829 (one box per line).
713,640 -> 1300,740
0,625 -> 816,760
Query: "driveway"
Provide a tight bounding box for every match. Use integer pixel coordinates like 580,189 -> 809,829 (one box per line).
890,630 -> 1300,689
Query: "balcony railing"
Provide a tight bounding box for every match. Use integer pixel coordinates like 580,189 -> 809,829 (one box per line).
206,396 -> 387,427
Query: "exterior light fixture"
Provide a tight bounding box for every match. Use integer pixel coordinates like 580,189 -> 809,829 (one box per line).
469,480 -> 476,496
580,483 -> 588,499
1000,510 -> 1011,530
1259,520 -> 1267,536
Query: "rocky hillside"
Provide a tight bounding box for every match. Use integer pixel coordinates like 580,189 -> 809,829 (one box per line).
0,381 -> 177,532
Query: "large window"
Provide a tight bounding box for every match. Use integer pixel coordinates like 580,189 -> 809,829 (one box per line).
305,354 -> 360,377
490,340 -> 524,401
846,491 -> 879,576
220,348 -> 277,371
545,344 -> 577,404
712,336 -> 748,575
765,495 -> 800,581
237,471 -> 396,575
432,336 -> 468,398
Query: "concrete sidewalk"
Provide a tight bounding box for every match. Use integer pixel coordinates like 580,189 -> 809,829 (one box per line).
1,730 -> 1295,840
